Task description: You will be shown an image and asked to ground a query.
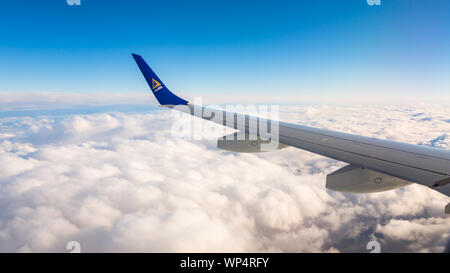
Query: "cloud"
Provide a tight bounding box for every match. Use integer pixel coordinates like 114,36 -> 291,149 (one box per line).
0,103 -> 449,252
0,92 -> 152,111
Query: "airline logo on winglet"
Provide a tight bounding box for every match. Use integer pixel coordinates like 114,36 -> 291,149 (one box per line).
151,78 -> 163,92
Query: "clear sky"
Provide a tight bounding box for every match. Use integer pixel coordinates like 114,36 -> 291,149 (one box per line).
0,0 -> 449,103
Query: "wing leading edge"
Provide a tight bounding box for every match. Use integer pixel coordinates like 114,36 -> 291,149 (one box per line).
132,54 -> 450,212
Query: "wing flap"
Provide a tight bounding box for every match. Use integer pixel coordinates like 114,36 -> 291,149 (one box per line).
326,164 -> 412,193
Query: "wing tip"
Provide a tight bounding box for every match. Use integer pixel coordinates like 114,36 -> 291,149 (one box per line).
131,53 -> 189,106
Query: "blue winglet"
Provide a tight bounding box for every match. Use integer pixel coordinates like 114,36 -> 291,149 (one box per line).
132,54 -> 189,105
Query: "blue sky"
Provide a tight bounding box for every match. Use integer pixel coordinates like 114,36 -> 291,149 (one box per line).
0,0 -> 449,102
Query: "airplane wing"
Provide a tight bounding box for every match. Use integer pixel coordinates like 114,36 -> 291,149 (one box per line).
132,53 -> 450,214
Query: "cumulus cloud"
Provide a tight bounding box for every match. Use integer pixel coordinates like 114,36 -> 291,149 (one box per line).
0,102 -> 449,252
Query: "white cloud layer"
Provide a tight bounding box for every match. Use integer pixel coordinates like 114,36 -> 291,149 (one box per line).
0,92 -> 153,111
0,103 -> 449,252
